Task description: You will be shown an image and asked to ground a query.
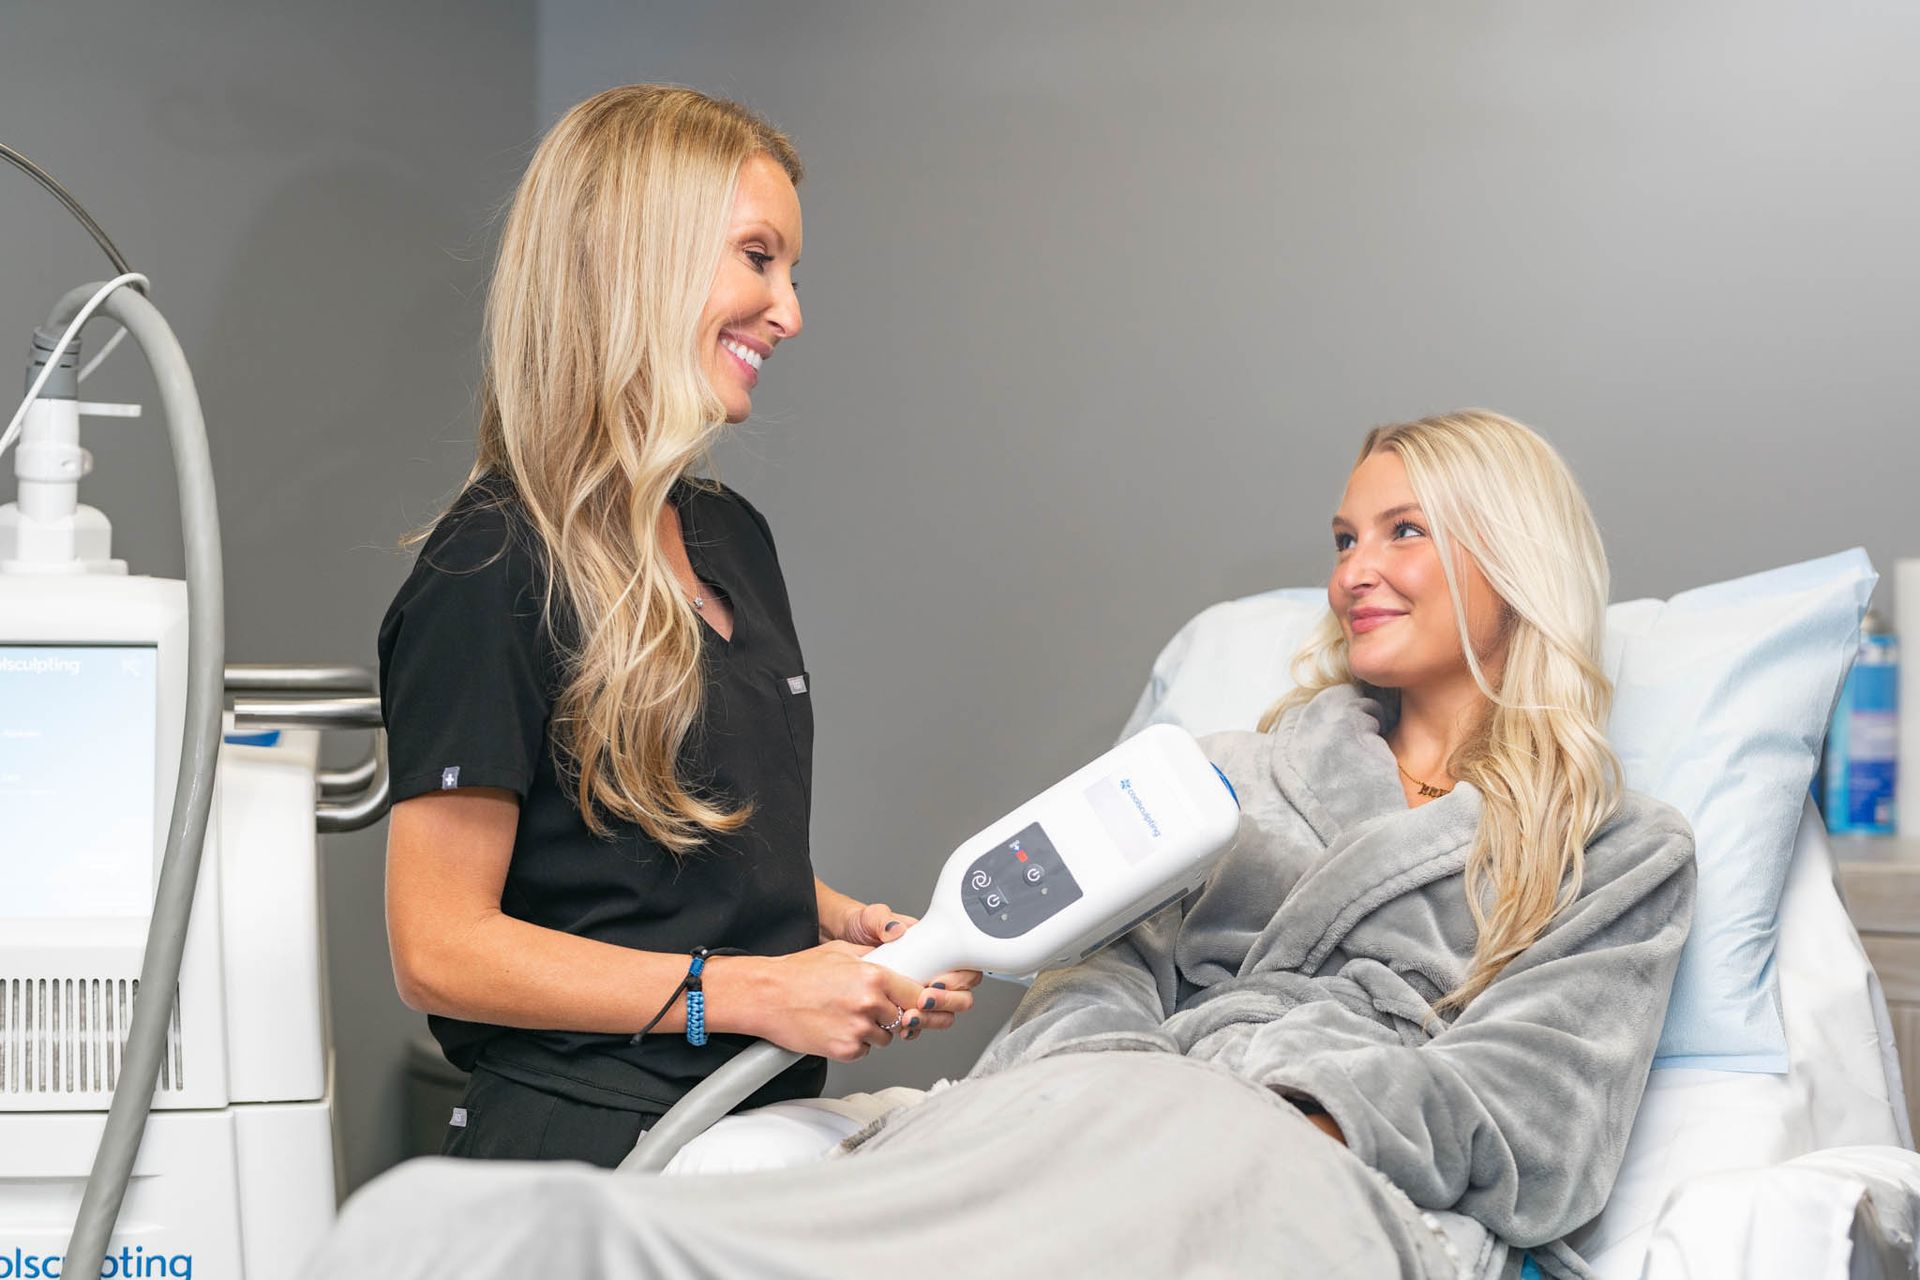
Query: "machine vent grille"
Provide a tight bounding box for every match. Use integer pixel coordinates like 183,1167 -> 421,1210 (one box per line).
0,978 -> 185,1095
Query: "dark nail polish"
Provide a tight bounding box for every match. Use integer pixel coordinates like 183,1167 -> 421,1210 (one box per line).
921,996 -> 935,1011
886,920 -> 902,932
908,1015 -> 921,1029
931,982 -> 947,990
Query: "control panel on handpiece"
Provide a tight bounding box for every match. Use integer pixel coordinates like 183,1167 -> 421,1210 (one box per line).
960,820 -> 1085,938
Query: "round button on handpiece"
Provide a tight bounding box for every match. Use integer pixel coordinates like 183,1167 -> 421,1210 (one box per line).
1024,865 -> 1044,883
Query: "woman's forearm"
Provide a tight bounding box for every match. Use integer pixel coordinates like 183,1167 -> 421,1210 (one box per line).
395,908 -> 775,1040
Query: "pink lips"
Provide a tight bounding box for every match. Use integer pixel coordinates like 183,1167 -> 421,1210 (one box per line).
719,330 -> 769,389
721,343 -> 759,388
1349,608 -> 1406,634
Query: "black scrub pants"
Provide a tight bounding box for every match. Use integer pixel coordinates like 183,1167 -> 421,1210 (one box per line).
441,1065 -> 656,1168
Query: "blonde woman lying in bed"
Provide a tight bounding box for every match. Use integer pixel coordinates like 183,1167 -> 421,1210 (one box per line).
312,411 -> 1696,1280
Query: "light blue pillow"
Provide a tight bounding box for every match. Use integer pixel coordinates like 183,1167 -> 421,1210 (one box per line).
1605,550 -> 1875,1067
1122,550 -> 1876,1070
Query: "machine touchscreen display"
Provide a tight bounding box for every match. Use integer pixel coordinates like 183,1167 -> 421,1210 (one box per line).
0,644 -> 158,917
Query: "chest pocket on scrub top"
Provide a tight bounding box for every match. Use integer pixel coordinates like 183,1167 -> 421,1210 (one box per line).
776,672 -> 814,811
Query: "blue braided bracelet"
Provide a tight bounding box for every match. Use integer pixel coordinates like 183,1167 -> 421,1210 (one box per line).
684,951 -> 709,1046
630,946 -> 735,1047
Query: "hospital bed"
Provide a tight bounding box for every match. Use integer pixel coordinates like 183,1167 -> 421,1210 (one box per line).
648,564 -> 1920,1280
312,555 -> 1920,1278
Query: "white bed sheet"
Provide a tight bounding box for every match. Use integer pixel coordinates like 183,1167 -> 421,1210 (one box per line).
1576,803 -> 1910,1277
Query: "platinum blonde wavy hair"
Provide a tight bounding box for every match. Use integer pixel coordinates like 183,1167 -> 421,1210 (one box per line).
1258,410 -> 1623,1009
467,84 -> 801,850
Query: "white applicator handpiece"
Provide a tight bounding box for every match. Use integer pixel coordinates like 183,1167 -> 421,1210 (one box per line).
621,723 -> 1241,1172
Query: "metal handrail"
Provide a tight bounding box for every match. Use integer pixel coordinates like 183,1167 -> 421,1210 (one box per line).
230,695 -> 382,732
319,755 -> 379,797
224,663 -> 374,696
229,693 -> 391,833
226,664 -> 384,804
317,733 -> 388,834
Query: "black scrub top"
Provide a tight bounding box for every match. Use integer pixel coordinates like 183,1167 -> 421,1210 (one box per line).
377,473 -> 827,1115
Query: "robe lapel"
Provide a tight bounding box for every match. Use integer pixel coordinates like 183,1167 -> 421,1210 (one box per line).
1250,684 -> 1483,975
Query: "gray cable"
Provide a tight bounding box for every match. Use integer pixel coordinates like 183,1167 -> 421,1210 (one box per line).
49,284 -> 224,1280
618,1041 -> 802,1171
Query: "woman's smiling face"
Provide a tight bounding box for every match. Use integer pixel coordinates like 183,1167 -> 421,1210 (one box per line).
1329,449 -> 1507,692
698,151 -> 804,424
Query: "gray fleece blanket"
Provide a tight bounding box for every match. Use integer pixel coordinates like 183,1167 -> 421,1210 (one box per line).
305,684 -> 1694,1280
308,1052 -> 1465,1279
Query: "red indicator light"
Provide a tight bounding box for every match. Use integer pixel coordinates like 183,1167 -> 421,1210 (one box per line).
1015,850 -> 1028,861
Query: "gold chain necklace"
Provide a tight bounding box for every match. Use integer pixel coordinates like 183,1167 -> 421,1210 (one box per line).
1395,759 -> 1453,798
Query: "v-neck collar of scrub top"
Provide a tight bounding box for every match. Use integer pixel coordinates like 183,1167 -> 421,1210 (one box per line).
672,477 -> 742,652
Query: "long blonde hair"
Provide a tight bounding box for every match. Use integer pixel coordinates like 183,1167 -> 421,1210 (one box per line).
470,85 -> 801,850
1259,410 -> 1622,1009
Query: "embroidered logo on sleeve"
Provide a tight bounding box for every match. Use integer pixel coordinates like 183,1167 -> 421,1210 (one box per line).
450,1107 -> 468,1128
787,675 -> 808,695
441,766 -> 461,790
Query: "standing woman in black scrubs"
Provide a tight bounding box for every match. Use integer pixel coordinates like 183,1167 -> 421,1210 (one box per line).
377,85 -> 977,1167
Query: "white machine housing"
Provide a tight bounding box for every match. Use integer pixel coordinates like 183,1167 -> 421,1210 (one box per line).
862,723 -> 1242,982
0,574 -> 337,1278
0,393 -> 126,575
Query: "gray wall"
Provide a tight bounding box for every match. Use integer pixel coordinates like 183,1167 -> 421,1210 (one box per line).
2,0 -> 536,1190
539,1 -> 1920,1095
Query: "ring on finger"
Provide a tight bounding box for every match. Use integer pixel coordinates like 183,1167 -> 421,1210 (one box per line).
879,1007 -> 904,1033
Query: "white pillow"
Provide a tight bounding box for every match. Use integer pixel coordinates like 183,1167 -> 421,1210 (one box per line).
1120,588 -> 1328,740
1121,550 -> 1877,1069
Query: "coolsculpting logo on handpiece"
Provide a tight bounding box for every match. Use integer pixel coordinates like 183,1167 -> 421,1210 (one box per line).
1087,774 -> 1163,865
1117,777 -> 1162,838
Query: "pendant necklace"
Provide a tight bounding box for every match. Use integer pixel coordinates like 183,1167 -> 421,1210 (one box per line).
1396,760 -> 1453,799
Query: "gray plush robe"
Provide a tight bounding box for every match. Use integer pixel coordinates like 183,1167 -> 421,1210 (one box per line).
304,685 -> 1694,1280
977,683 -> 1698,1270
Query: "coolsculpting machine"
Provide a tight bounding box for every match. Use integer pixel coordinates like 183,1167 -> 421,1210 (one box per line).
1,146 -> 389,1280
624,724 -> 1243,1171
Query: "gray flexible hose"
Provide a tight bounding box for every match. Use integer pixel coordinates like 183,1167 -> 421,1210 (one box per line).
619,1041 -> 803,1172
47,283 -> 224,1280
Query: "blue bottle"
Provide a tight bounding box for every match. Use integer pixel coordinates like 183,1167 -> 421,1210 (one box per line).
1826,612 -> 1899,835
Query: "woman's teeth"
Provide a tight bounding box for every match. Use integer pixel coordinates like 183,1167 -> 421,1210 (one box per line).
722,337 -> 763,371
